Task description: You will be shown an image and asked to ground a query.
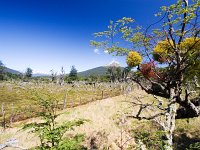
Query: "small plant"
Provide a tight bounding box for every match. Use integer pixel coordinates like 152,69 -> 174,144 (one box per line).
133,130 -> 166,150
23,91 -> 86,150
130,121 -> 167,150
186,142 -> 200,150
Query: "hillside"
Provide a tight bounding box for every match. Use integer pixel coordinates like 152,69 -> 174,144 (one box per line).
78,66 -> 108,77
78,66 -> 125,77
78,60 -> 124,77
4,67 -> 21,74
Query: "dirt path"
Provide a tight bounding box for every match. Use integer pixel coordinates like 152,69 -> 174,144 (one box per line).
1,93 -> 137,150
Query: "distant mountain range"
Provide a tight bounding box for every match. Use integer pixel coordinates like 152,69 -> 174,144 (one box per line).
4,66 -> 110,77
78,66 -> 108,77
3,67 -> 49,77
32,73 -> 50,77
4,60 -> 125,77
4,67 -> 21,74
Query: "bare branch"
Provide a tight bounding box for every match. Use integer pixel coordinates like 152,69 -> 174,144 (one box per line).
127,112 -> 166,120
178,0 -> 188,44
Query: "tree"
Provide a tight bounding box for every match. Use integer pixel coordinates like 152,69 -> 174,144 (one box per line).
116,67 -> 122,82
25,67 -> 33,78
69,65 -> 78,81
107,66 -> 115,83
0,61 -> 3,66
91,0 -> 200,149
107,66 -> 122,83
122,67 -> 132,82
88,74 -> 98,82
0,61 -> 5,80
50,69 -> 57,82
59,67 -> 65,85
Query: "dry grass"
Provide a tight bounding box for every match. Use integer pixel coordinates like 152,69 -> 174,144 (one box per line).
0,87 -> 199,150
0,88 -> 139,150
0,81 -> 122,123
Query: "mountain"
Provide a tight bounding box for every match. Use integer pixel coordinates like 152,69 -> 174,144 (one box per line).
78,66 -> 108,77
78,60 -> 124,77
2,60 -> 123,77
105,60 -> 121,67
4,68 -> 50,77
32,73 -> 50,77
4,67 -> 21,74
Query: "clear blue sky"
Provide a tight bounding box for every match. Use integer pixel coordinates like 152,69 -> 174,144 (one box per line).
0,0 -> 175,74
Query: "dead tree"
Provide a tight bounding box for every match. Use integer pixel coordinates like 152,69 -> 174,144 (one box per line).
59,67 -> 65,86
50,70 -> 57,83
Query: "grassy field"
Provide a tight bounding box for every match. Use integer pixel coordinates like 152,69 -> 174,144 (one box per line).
0,83 -> 199,149
0,81 -> 126,124
0,89 -> 199,150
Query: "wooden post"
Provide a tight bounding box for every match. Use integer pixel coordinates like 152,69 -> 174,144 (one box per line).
10,103 -> 14,127
63,94 -> 67,109
2,103 -> 6,130
101,90 -> 104,99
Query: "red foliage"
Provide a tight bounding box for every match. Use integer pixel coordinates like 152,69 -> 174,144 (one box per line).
140,62 -> 156,79
140,61 -> 166,81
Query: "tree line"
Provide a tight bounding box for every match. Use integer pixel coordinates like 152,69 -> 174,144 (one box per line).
0,61 -> 132,83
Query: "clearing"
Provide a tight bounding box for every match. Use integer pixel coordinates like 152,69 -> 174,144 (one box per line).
0,90 -> 138,150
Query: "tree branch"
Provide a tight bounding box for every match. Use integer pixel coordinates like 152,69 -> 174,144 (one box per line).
178,0 -> 188,44
127,112 -> 166,120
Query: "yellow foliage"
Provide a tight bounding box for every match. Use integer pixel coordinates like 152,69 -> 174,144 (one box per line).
179,37 -> 200,69
126,51 -> 142,67
179,37 -> 200,53
153,40 -> 174,63
152,37 -> 200,64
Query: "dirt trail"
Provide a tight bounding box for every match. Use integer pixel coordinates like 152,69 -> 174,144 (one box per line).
1,93 -> 137,150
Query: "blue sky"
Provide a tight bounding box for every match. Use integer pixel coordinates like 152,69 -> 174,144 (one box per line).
0,0 -> 175,74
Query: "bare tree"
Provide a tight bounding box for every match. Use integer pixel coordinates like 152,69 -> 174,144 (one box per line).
50,70 -> 57,82
59,67 -> 65,86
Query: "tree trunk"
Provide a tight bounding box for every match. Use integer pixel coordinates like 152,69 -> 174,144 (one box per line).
162,88 -> 177,150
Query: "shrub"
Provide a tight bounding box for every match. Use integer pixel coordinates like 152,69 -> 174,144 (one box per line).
131,122 -> 166,150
